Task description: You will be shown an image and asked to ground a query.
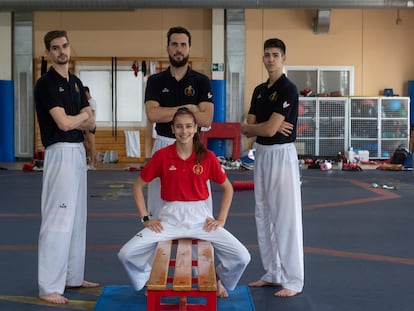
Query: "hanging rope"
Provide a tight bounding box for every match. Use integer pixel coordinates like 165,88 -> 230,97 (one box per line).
114,56 -> 117,139
111,57 -> 118,139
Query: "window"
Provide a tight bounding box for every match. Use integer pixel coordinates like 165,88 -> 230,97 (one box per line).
284,66 -> 354,96
78,66 -> 145,126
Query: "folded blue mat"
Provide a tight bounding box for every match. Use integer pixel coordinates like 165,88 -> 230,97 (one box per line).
94,285 -> 256,311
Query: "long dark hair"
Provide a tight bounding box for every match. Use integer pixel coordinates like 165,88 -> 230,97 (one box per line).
172,107 -> 207,164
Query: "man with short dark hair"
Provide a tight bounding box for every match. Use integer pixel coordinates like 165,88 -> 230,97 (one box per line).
34,30 -> 99,304
242,38 -> 304,297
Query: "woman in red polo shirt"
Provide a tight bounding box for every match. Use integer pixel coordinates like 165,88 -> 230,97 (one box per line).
118,107 -> 250,298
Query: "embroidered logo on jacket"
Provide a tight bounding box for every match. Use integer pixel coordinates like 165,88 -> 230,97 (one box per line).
193,164 -> 203,175
269,91 -> 277,102
162,88 -> 169,93
184,85 -> 195,96
283,101 -> 290,108
169,165 -> 177,171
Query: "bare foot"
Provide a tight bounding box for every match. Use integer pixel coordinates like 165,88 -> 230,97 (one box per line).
274,288 -> 299,297
80,280 -> 100,288
217,280 -> 229,298
66,280 -> 100,289
39,292 -> 68,304
248,279 -> 281,287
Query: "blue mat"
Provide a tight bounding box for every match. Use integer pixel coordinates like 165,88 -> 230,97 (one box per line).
94,285 -> 255,311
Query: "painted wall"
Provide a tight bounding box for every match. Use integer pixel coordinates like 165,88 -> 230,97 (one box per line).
33,9 -> 213,75
33,8 -> 414,106
33,9 -> 213,158
245,9 -> 414,110
32,7 -> 414,141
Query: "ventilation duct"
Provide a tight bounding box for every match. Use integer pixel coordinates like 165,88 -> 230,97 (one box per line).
0,0 -> 413,11
313,9 -> 331,34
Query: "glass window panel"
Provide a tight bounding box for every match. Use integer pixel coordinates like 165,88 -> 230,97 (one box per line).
79,68 -> 143,125
286,70 -> 317,95
319,70 -> 349,95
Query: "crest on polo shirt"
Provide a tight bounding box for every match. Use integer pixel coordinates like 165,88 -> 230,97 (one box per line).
184,85 -> 195,97
75,83 -> 80,93
193,163 -> 203,175
269,91 -> 277,102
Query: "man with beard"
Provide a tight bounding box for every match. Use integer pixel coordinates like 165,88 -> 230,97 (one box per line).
144,26 -> 214,219
34,30 -> 99,304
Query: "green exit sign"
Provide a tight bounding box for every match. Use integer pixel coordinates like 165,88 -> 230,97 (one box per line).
212,63 -> 224,72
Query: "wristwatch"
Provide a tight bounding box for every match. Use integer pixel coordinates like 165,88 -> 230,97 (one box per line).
141,215 -> 150,223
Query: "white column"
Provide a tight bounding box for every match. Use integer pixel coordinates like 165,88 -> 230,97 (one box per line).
0,12 -> 12,80
212,9 -> 225,81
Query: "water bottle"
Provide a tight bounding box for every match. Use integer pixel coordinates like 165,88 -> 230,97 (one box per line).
337,152 -> 343,170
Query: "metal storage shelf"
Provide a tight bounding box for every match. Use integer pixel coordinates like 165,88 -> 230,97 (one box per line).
295,97 -> 348,156
295,96 -> 410,159
349,97 -> 410,159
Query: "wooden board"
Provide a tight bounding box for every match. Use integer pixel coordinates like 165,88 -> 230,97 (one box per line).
172,239 -> 193,291
197,240 -> 217,292
147,240 -> 173,291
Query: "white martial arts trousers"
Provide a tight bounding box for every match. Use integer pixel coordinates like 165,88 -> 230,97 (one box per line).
118,201 -> 251,291
38,142 -> 87,296
253,142 -> 304,293
147,135 -> 213,218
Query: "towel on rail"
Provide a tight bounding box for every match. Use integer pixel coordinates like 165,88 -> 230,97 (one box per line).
125,130 -> 141,157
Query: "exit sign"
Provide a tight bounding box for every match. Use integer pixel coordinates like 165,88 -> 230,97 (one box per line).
212,63 -> 224,72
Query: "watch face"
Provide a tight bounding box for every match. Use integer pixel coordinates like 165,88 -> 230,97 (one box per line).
142,216 -> 149,222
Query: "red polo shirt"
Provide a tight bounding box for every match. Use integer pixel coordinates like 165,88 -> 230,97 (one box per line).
140,143 -> 227,201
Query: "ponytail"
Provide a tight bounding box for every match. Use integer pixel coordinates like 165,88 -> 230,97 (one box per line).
193,132 -> 207,164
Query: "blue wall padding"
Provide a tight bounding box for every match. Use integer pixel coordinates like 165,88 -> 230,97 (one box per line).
209,79 -> 226,156
0,80 -> 15,162
408,80 -> 414,125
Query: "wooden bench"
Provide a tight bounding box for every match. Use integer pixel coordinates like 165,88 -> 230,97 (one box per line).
147,239 -> 217,311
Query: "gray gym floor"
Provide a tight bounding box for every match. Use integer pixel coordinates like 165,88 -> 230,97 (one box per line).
1,165 -> 413,311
